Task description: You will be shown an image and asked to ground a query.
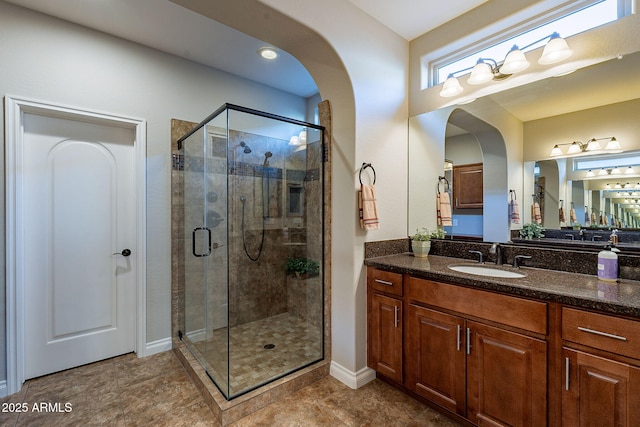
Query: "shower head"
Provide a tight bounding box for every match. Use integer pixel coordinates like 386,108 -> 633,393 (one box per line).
239,141 -> 252,154
263,151 -> 273,166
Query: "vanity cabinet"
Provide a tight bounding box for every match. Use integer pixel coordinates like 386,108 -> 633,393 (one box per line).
367,268 -> 403,383
405,277 -> 547,426
406,304 -> 466,415
453,163 -> 483,209
561,308 -> 640,426
366,262 -> 640,427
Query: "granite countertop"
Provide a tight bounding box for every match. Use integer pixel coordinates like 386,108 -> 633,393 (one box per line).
364,253 -> 640,319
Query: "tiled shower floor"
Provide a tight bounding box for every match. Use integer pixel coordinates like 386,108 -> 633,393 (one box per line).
187,312 -> 323,396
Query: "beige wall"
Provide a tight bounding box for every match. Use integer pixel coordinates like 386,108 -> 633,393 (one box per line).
524,98 -> 640,162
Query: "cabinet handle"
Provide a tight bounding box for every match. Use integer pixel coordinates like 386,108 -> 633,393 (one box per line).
466,328 -> 472,355
374,279 -> 394,286
565,357 -> 570,391
394,306 -> 399,328
577,327 -> 627,341
456,324 -> 461,351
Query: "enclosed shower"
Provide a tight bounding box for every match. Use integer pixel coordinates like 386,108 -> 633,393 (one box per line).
174,104 -> 325,400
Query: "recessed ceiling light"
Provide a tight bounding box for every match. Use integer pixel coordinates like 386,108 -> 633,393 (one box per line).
257,47 -> 278,60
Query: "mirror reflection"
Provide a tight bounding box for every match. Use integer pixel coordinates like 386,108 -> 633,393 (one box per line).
409,50 -> 640,242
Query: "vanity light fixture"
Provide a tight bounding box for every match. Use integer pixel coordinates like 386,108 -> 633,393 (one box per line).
605,183 -> 612,189
636,183 -> 640,189
549,137 -> 622,157
625,166 -> 635,174
598,168 -> 609,176
585,170 -> 595,177
440,32 -> 573,98
614,183 -> 622,189
611,167 -> 622,175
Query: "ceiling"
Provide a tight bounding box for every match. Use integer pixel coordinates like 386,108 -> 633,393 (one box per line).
5,0 -> 487,98
348,0 -> 489,41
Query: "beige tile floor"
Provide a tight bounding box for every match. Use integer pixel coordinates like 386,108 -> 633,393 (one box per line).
0,350 -> 462,426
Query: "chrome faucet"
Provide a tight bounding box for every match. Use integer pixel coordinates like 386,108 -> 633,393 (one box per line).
490,243 -> 503,265
513,255 -> 532,268
469,250 -> 484,263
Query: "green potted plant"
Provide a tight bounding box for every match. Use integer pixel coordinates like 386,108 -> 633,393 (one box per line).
285,257 -> 320,279
411,227 -> 446,257
519,222 -> 545,239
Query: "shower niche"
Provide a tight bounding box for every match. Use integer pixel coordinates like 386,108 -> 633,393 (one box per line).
173,104 -> 325,401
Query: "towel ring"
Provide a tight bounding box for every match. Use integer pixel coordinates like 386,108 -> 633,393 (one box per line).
359,163 -> 376,185
437,176 -> 450,193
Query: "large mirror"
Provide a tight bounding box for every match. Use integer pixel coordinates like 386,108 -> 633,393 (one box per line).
409,49 -> 640,242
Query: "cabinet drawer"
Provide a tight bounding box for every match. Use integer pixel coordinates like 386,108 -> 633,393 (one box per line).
407,277 -> 547,335
562,307 -> 640,359
368,268 -> 403,297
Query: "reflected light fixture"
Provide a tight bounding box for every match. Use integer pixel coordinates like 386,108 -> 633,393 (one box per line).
612,167 -> 622,175
440,32 -> 573,98
598,168 -> 609,176
585,170 -> 595,177
289,128 -> 308,151
549,137 -> 622,157
626,166 -> 635,174
257,47 -> 278,60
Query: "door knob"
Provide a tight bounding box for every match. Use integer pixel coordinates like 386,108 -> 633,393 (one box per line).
113,249 -> 132,257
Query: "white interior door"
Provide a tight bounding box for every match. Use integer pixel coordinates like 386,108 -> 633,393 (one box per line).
22,113 -> 137,379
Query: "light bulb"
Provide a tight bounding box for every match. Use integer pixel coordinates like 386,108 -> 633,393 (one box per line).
500,46 -> 530,74
467,61 -> 494,85
538,33 -> 573,65
550,145 -> 563,156
440,75 -> 463,97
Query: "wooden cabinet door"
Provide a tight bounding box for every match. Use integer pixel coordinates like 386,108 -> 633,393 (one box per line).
368,293 -> 402,382
406,304 -> 466,416
453,163 -> 483,209
562,348 -> 640,427
467,321 -> 547,427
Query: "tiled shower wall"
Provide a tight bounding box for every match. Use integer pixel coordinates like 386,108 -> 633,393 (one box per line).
171,118 -> 324,335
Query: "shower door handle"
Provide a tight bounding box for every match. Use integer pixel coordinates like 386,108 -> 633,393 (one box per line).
192,227 -> 212,257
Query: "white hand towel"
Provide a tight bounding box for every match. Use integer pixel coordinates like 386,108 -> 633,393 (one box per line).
360,184 -> 379,230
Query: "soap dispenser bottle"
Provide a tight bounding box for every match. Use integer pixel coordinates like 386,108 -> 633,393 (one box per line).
597,245 -> 619,282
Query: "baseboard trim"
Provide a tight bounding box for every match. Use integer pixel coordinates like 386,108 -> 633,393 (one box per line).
329,361 -> 376,389
144,337 -> 172,357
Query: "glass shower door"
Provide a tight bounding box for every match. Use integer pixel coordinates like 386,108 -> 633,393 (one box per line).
181,114 -> 230,397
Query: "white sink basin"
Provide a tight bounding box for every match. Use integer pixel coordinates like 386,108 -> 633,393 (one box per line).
448,264 -> 526,278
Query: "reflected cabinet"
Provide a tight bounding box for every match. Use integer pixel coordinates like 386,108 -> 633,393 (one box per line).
453,163 -> 483,209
